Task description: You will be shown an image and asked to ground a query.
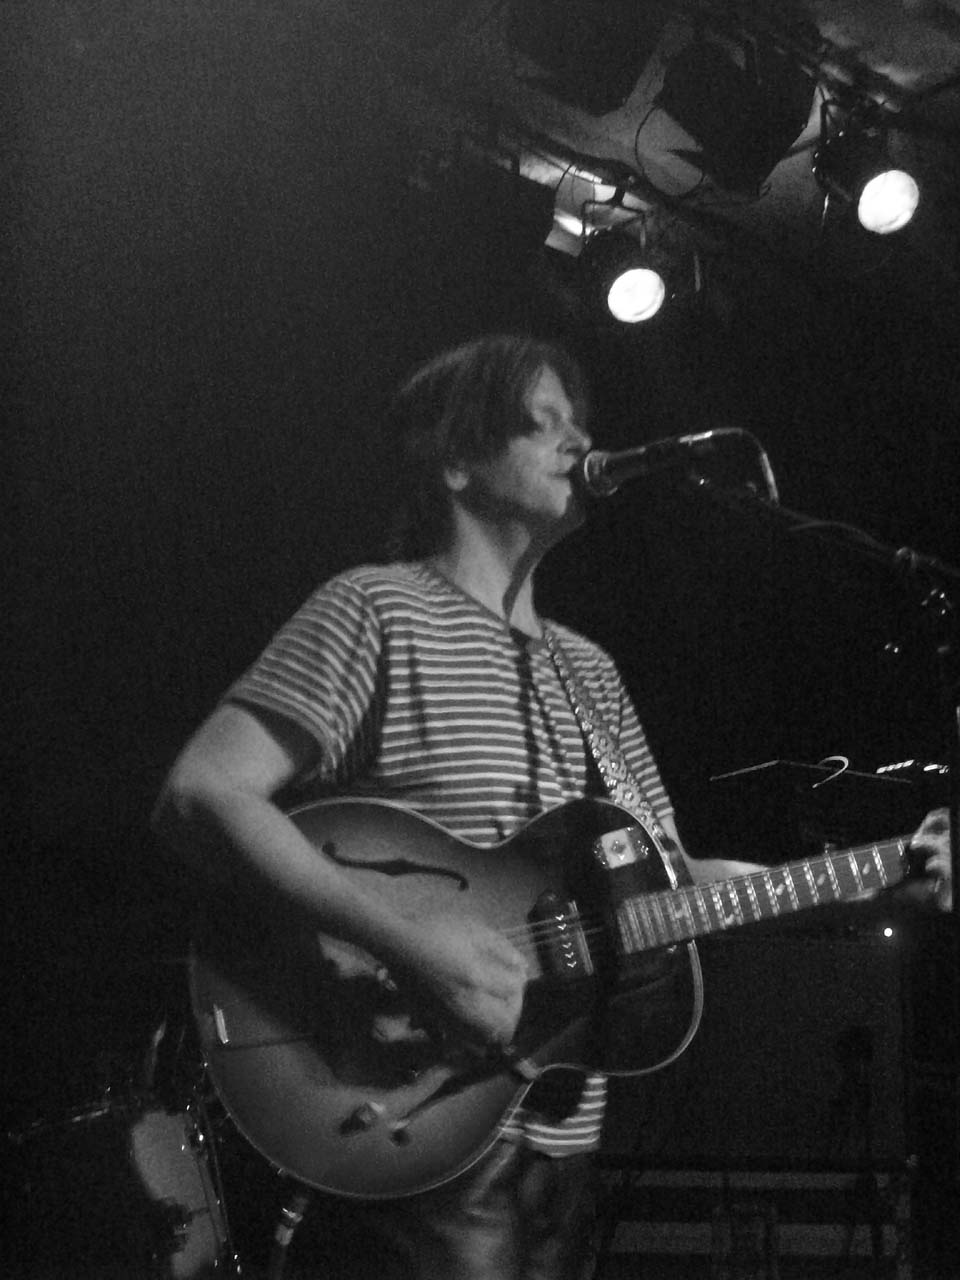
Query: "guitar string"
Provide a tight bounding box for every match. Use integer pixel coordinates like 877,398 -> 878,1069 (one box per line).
206,845 -> 906,1022
493,839 -> 906,959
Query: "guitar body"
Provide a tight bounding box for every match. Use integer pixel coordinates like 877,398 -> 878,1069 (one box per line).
190,797 -> 702,1199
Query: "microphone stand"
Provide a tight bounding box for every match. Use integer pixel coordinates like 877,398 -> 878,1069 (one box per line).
684,472 -> 960,1271
684,473 -> 960,893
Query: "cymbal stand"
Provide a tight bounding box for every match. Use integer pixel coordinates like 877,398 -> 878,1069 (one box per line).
267,1180 -> 315,1280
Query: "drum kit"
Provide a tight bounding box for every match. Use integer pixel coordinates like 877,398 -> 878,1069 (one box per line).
6,1012 -> 240,1280
5,997 -> 341,1280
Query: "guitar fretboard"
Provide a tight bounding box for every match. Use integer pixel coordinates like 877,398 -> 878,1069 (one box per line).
616,837 -> 908,954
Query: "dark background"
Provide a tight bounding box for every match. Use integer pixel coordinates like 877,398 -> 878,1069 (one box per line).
8,2 -> 960,1272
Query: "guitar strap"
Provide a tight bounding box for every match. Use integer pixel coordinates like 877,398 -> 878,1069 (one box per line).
543,626 -> 688,888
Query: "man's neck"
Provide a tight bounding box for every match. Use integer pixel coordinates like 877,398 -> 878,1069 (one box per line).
429,525 -> 544,638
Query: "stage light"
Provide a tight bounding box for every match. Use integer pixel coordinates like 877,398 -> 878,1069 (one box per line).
813,105 -> 920,234
856,169 -> 920,234
578,227 -> 669,324
607,266 -> 666,323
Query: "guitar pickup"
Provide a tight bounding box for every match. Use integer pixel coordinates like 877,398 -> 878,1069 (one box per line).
529,892 -> 593,976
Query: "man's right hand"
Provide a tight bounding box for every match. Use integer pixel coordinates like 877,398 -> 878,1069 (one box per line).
395,914 -> 529,1054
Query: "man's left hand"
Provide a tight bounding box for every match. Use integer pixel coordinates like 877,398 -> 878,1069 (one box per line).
909,807 -> 953,911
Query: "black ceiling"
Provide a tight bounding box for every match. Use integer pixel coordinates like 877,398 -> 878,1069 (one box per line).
351,0 -> 960,304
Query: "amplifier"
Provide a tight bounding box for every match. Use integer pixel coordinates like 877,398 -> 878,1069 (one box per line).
603,930 -> 908,1169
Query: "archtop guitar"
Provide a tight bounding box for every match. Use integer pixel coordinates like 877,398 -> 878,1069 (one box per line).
189,796 -> 909,1198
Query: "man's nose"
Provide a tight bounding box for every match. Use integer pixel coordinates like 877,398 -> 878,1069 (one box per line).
564,422 -> 592,454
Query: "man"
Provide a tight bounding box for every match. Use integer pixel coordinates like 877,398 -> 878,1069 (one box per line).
154,333 -> 951,1280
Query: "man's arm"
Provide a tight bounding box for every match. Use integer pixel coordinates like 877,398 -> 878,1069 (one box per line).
152,703 -> 528,1047
656,813 -> 766,884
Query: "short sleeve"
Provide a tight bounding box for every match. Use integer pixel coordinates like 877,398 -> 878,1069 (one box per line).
225,574 -> 383,779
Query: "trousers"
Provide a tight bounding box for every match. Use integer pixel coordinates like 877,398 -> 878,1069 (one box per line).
304,1141 -> 597,1280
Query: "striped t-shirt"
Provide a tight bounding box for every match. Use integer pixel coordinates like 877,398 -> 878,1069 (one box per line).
227,561 -> 675,1154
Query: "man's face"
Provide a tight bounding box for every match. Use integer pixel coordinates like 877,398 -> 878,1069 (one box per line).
452,366 -> 592,540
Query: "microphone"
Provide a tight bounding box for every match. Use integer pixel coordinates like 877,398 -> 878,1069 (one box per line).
578,429 -> 739,497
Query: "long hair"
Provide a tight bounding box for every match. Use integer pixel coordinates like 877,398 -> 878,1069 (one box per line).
383,333 -> 589,559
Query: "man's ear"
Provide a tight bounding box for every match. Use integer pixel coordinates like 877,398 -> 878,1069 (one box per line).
442,463 -> 470,493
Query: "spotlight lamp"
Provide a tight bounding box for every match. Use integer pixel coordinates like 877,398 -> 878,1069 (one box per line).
578,226 -> 672,324
812,104 -> 920,235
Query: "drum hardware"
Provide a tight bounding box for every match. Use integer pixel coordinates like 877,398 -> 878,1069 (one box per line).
8,1094 -> 125,1143
266,1180 -> 315,1280
128,1095 -> 238,1277
8,1069 -> 240,1277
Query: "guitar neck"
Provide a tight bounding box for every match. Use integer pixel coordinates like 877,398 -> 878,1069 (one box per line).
616,836 -> 910,953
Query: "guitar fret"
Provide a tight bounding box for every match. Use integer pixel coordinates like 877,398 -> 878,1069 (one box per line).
648,893 -> 670,945
615,901 -> 642,954
762,870 -> 782,915
692,886 -> 712,934
626,896 -> 654,950
871,840 -> 904,886
726,881 -> 745,927
803,865 -> 821,907
676,890 -> 699,940
871,845 -> 887,885
635,900 -> 658,949
744,875 -> 761,922
647,896 -> 671,947
848,851 -> 865,895
862,849 -> 877,889
664,896 -> 684,941
622,897 -> 652,953
680,890 -> 701,942
825,856 -> 840,899
783,866 -> 800,912
830,855 -> 855,897
705,883 -> 721,929
707,883 -> 734,931
802,862 -> 819,905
